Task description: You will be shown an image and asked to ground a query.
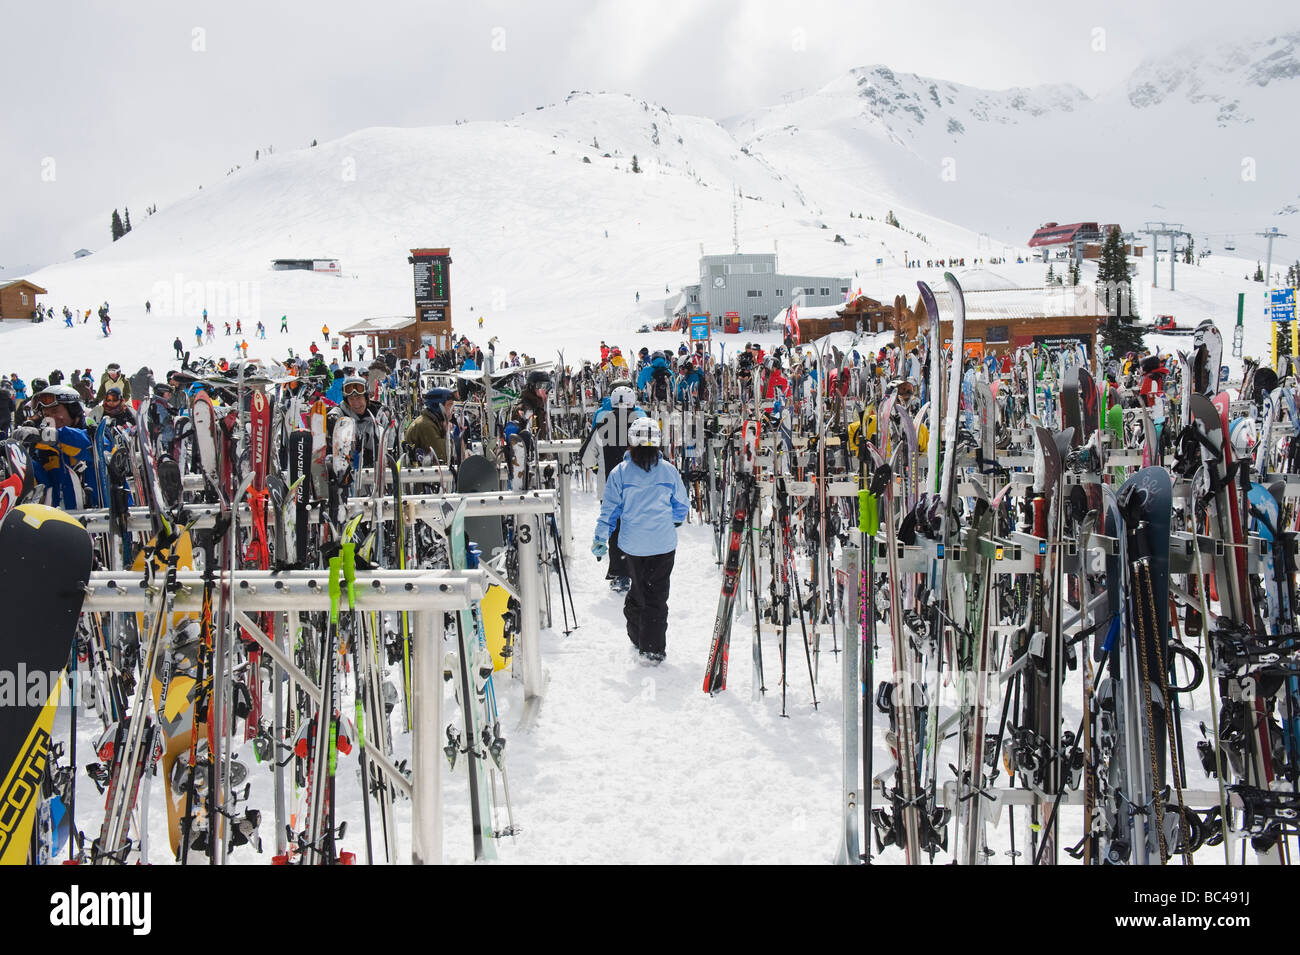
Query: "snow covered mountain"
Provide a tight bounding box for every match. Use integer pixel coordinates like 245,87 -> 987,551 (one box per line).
728,31 -> 1300,257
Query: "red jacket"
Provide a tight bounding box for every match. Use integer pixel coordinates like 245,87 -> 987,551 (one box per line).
764,369 -> 789,399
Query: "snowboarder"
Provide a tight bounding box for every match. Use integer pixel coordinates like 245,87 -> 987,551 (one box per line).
280,315 -> 289,333
174,336 -> 185,359
404,388 -> 454,464
592,418 -> 688,663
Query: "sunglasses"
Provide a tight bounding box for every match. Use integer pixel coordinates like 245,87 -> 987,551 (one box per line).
342,382 -> 367,397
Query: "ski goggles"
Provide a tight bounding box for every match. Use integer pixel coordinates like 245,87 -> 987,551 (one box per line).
341,381 -> 368,398
32,395 -> 63,411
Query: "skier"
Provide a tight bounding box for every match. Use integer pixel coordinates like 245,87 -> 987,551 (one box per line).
195,326 -> 204,347
280,315 -> 289,334
0,379 -> 13,439
637,351 -> 672,403
93,384 -> 136,428
96,363 -> 132,403
592,418 -> 688,663
675,357 -> 707,404
11,385 -> 99,508
589,384 -> 646,592
329,376 -> 382,469
510,370 -> 552,439
403,387 -> 454,464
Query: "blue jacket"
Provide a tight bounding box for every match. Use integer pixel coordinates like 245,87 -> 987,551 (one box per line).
33,425 -> 99,508
636,356 -> 671,392
596,453 -> 689,557
675,369 -> 705,402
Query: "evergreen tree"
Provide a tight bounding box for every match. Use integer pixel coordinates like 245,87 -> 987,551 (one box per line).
311,139 -> 317,147
111,209 -> 124,242
1046,263 -> 1055,284
1096,225 -> 1144,355
1182,236 -> 1194,265
1069,259 -> 1081,285
631,154 -> 641,173
886,210 -> 901,229
1255,262 -> 1265,282
123,208 -> 132,233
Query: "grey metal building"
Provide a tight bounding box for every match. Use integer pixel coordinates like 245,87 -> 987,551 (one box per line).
680,253 -> 850,331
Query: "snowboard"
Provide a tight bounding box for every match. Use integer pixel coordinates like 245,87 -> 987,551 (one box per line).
0,504 -> 93,865
456,454 -> 505,558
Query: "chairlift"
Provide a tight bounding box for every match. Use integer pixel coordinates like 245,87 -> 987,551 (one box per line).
1224,235 -> 1236,252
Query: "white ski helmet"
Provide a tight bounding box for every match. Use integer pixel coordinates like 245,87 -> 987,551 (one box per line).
611,386 -> 636,409
628,417 -> 662,447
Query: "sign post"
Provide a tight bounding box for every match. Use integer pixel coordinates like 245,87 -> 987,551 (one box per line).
1271,287 -> 1296,367
688,313 -> 711,343
411,248 -> 453,352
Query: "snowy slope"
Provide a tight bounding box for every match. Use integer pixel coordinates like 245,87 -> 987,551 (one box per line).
4,93 -> 993,381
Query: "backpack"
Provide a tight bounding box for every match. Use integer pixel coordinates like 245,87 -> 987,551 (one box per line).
651,365 -> 670,401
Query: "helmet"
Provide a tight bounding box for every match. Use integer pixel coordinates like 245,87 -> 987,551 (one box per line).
610,386 -> 635,408
31,378 -> 48,393
32,385 -> 83,419
526,370 -> 550,389
341,376 -> 368,398
628,417 -> 662,448
424,387 -> 454,408
678,357 -> 694,372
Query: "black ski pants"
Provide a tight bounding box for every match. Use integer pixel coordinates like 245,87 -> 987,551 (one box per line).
623,550 -> 675,655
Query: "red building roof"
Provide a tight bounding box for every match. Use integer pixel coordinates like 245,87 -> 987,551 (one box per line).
1027,222 -> 1101,248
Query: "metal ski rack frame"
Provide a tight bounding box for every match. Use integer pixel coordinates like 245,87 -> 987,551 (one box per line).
536,438 -> 582,559
80,568 -> 488,865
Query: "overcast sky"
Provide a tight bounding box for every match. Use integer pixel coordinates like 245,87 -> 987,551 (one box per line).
3,0 -> 1296,271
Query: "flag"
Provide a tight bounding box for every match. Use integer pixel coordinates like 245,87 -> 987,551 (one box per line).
785,304 -> 800,344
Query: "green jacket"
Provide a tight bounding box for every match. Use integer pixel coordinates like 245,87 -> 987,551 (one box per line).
95,372 -> 131,404
404,410 -> 449,463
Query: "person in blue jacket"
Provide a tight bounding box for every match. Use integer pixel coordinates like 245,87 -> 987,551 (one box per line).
12,385 -> 99,508
589,384 -> 646,592
637,351 -> 673,402
592,418 -> 688,662
674,357 -> 707,404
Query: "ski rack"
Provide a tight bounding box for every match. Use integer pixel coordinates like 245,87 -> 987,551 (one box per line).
536,438 -> 582,559
937,779 -> 1228,823
80,568 -> 487,866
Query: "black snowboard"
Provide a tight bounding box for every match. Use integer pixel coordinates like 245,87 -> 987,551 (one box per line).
456,454 -> 505,558
0,504 -> 93,864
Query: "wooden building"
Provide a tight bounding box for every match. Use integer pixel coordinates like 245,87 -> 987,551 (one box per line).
340,316 -> 421,360
0,280 -> 47,321
776,293 -> 895,340
894,284 -> 1104,358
